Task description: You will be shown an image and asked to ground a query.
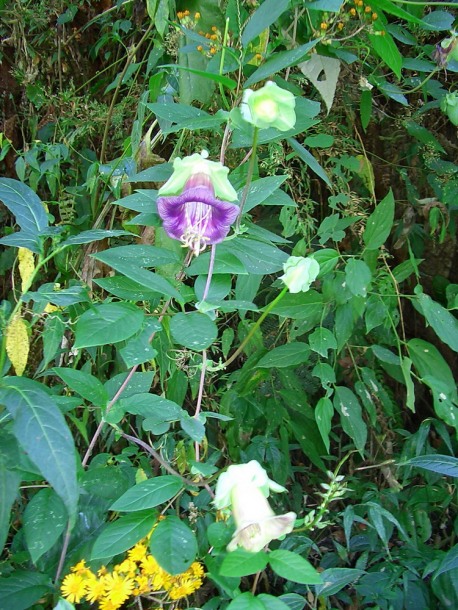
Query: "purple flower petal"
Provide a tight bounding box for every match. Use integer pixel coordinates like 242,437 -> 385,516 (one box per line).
157,177 -> 239,255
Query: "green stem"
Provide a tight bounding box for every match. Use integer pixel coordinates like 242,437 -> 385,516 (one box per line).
218,18 -> 231,110
235,127 -> 259,231
402,67 -> 439,95
222,286 -> 288,368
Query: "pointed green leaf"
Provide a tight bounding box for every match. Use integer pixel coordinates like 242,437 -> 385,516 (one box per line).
363,189 -> 395,250
269,550 -> 321,584
110,476 -> 184,512
24,488 -> 67,564
149,515 -> 197,574
220,549 -> 269,577
91,511 -> 157,561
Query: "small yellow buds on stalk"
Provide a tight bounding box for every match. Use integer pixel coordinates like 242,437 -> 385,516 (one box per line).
241,81 -> 296,131
280,256 -> 320,294
18,247 -> 35,293
6,310 -> 29,376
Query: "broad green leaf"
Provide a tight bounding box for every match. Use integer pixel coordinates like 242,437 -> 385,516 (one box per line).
53,367 -> 108,407
258,594 -> 292,610
0,377 -> 78,520
219,549 -> 269,577
345,259 -> 372,297
315,568 -> 365,596
23,488 -> 67,564
367,29 -> 402,78
313,248 -> 339,277
120,321 -> 159,367
227,593 -> 265,610
60,229 -> 132,247
241,176 -> 288,213
315,397 -> 333,453
416,290 -> 458,353
0,466 -> 20,553
227,237 -> 288,274
271,290 -> 323,321
111,475 -> 184,512
23,284 -> 90,307
94,275 -> 163,301
157,65 -> 237,90
312,362 -> 336,389
363,189 -> 395,250
435,544 -> 458,578
269,550 -> 321,584
309,327 -> 337,358
74,302 -> 144,348
308,0 -> 343,10
244,40 -> 318,87
370,0 -> 432,27
256,343 -> 310,368
92,251 -> 183,302
149,515 -> 197,574
180,412 -> 206,442
407,455 -> 458,478
333,386 -> 367,455
278,593 -> 306,610
0,178 -> 48,253
242,0 -> 291,46
105,371 -> 154,401
207,521 -> 233,549
170,312 -> 217,351
91,511 -> 157,561
287,138 -> 331,186
0,571 -> 52,610
407,339 -> 456,395
400,356 -> 415,411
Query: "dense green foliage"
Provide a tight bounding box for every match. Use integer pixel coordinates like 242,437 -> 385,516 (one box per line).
1,0 -> 458,609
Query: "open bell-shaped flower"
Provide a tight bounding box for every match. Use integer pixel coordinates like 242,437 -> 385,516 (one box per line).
227,483 -> 296,553
214,460 -> 296,553
157,152 -> 239,256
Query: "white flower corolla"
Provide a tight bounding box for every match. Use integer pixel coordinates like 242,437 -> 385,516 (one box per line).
280,256 -> 320,294
241,81 -> 296,131
227,483 -> 296,552
158,151 -> 238,201
214,460 -> 286,510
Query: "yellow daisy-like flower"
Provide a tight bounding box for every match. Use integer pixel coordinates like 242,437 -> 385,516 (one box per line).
133,574 -> 150,595
61,573 -> 88,603
99,598 -> 122,610
128,542 -> 148,562
98,566 -> 108,577
85,574 -> 107,603
114,559 -> 137,576
70,559 -> 92,578
190,562 -> 205,578
140,554 -> 160,576
104,572 -> 135,606
168,576 -> 202,600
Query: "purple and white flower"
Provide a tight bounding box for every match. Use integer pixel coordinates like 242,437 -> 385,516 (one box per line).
157,152 -> 239,256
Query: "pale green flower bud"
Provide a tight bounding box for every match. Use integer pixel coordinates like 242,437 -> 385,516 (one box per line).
441,92 -> 458,126
241,81 -> 296,131
158,151 -> 238,201
280,256 -> 320,293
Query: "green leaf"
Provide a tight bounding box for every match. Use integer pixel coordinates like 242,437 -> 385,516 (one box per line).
23,488 -> 67,564
407,339 -> 456,393
315,397 -> 333,453
0,377 -> 78,520
149,515 -> 197,574
170,312 -> 217,351
333,386 -> 367,455
407,455 -> 458,478
242,176 -> 288,213
313,249 -> 339,277
0,571 -> 52,610
92,250 -> 183,302
416,291 -> 458,353
180,412 -> 206,442
256,343 -> 311,368
74,302 -> 144,348
309,327 -> 337,358
400,356 -> 415,412
363,189 -> 395,250
270,290 -> 323,320
258,594 -> 292,610
0,466 -> 20,553
367,29 -> 402,78
360,90 -> 372,130
53,367 -> 108,407
278,593 -> 306,610
269,550 -> 322,584
60,229 -> 132,247
308,0 -> 343,10
0,178 -> 48,253
370,0 -> 429,26
345,259 -> 372,297
227,592 -> 265,610
242,0 -> 291,46
244,40 -> 318,87
315,568 -> 365,596
110,475 -> 184,512
94,276 -> 163,301
91,511 -> 157,561
434,544 -> 458,578
219,549 -> 269,577
287,138 -> 331,186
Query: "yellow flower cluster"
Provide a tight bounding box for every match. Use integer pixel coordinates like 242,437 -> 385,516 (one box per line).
61,544 -> 204,609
